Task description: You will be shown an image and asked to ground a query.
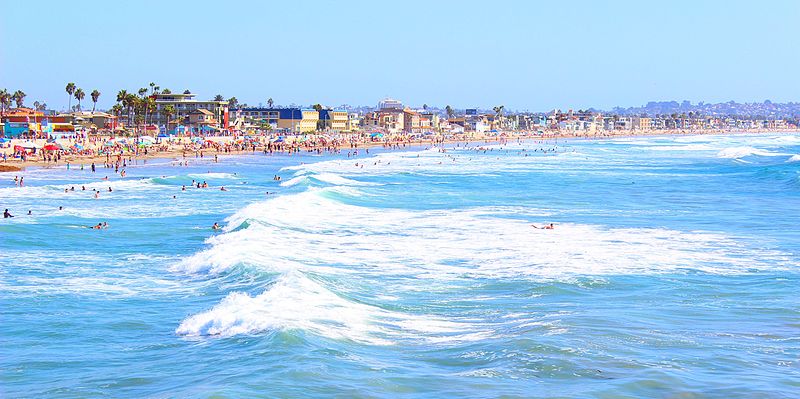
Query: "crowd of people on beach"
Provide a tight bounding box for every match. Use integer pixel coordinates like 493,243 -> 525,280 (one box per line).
3,135 -> 564,232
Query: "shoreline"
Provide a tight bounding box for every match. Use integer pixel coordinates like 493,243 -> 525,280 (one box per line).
1,128 -> 796,173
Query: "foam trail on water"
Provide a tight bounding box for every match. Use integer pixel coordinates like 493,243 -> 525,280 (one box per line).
717,146 -> 790,159
175,271 -> 483,345
174,187 -> 792,279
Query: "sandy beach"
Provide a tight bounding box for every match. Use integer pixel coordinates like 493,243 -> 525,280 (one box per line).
1,128 -> 793,172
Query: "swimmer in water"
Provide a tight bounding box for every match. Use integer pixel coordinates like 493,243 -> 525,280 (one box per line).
4,209 -> 13,218
220,186 -> 227,191
212,222 -> 220,230
531,223 -> 555,229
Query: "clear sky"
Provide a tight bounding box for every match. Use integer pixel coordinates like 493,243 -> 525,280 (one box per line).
1,0 -> 798,111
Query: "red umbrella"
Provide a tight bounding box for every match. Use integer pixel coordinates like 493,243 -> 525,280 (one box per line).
43,144 -> 60,151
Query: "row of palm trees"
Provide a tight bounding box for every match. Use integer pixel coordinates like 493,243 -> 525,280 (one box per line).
64,83 -> 102,113
111,83 -> 189,131
0,89 -> 29,115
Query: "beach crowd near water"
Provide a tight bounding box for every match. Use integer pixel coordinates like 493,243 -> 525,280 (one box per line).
1,127 -> 793,226
1,127 -> 793,172
0,129 -> 588,230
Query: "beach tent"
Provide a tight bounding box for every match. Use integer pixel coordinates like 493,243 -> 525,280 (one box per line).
370,132 -> 384,138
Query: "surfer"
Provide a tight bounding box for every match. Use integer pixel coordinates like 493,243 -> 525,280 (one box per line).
212,222 -> 221,230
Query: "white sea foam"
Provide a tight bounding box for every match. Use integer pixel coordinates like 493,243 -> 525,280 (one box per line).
644,144 -> 715,152
787,154 -> 800,163
0,250 -> 185,297
717,146 -> 790,159
175,271 -> 482,345
174,187 -> 791,280
279,172 -> 377,187
187,172 -> 238,179
279,175 -> 308,187
312,172 -> 378,186
175,188 -> 793,343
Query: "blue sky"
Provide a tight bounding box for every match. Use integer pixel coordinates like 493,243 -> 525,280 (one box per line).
1,0 -> 798,111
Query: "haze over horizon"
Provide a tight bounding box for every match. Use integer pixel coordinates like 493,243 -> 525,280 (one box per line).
2,0 -> 799,112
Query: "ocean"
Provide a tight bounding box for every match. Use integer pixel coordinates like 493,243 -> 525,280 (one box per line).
1,133 -> 799,398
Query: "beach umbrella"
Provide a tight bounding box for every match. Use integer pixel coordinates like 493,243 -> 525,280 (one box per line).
43,144 -> 60,151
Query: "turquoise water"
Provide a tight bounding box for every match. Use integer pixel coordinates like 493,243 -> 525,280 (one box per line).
2,134 -> 799,398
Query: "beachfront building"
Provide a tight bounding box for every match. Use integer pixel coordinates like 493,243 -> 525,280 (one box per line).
239,108 -> 319,133
403,109 -> 421,134
318,109 -> 349,132
151,92 -> 229,129
419,112 -> 439,132
188,109 -> 216,125
362,110 -> 404,134
1,108 -> 48,138
64,111 -> 119,131
359,97 -> 407,134
347,113 -> 361,132
378,98 -> 403,110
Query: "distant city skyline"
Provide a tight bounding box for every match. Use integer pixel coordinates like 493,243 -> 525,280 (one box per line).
2,0 -> 799,112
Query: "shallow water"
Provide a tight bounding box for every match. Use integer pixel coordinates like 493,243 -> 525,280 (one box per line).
2,133 -> 799,398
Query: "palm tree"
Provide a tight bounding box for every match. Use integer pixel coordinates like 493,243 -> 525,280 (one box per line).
66,83 -> 76,111
267,98 -> 274,108
493,105 -> 505,118
161,88 -> 172,94
116,89 -> 128,104
162,104 -> 176,132
153,85 -> 160,95
33,101 -> 40,111
13,90 -> 26,108
0,89 -> 9,116
149,82 -> 156,95
90,89 -> 101,113
144,96 -> 156,125
423,104 -> 428,111
445,105 -> 454,119
138,88 -> 148,98
214,94 -> 224,102
228,97 -> 239,109
110,104 -> 123,117
117,89 -> 129,125
73,88 -> 85,111
126,93 -> 138,127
